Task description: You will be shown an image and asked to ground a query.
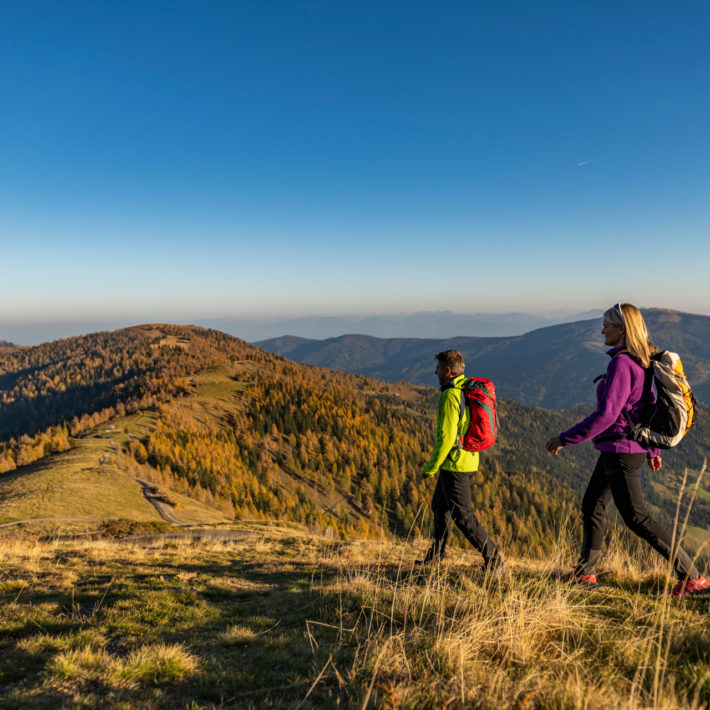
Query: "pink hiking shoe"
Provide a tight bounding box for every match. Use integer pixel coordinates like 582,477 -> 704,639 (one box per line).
671,575 -> 709,598
560,571 -> 598,587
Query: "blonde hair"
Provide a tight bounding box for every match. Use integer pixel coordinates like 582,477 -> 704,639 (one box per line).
603,303 -> 652,368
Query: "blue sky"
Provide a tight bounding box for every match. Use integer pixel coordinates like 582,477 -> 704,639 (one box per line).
2,1 -> 709,335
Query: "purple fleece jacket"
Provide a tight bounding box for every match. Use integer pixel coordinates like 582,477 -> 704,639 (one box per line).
559,345 -> 660,457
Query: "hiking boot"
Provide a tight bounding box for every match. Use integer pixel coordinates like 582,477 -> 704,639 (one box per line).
671,575 -> 709,598
560,570 -> 598,587
414,549 -> 445,566
479,558 -> 507,579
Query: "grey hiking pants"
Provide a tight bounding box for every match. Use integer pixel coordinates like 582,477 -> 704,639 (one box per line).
577,452 -> 699,580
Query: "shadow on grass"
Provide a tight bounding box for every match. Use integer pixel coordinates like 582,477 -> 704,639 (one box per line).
0,545 -> 354,709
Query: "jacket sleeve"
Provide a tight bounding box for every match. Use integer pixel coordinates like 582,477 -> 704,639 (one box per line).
422,390 -> 461,476
559,356 -> 631,446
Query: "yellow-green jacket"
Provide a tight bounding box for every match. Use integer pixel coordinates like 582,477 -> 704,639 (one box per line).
422,375 -> 480,477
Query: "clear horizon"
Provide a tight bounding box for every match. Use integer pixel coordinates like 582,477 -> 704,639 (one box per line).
3,2 -> 709,323
3,304 -> 708,347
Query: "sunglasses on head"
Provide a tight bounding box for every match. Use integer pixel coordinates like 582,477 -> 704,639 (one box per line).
611,303 -> 626,324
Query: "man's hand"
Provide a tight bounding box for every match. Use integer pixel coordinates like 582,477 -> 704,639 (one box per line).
647,456 -> 662,472
545,436 -> 564,455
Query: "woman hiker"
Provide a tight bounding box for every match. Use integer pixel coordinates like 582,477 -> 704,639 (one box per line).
545,303 -> 707,598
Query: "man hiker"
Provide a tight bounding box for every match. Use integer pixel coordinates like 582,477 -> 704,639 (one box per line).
419,349 -> 505,574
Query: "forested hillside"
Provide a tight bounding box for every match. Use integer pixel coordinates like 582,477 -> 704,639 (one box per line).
0,325 -> 708,556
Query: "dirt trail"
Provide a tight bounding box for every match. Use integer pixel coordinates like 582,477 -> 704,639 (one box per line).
0,438 -> 196,530
124,475 -> 190,526
102,442 -> 190,526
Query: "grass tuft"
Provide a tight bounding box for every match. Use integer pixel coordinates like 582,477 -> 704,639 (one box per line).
220,624 -> 259,645
116,643 -> 198,683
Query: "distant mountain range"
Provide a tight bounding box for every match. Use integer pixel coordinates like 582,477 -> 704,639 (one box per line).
0,310 -> 604,346
257,309 -> 710,409
198,310 -> 604,341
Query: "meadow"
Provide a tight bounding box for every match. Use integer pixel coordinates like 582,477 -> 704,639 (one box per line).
0,518 -> 708,709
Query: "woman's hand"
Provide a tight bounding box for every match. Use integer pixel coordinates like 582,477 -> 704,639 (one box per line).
647,456 -> 662,472
545,436 -> 564,455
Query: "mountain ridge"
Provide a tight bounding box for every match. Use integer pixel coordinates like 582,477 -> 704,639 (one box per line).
196,309 -> 606,341
257,308 -> 710,408
0,310 -> 608,346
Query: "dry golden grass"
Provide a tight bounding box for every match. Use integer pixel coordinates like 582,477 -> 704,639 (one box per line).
0,516 -> 707,708
317,535 -> 710,709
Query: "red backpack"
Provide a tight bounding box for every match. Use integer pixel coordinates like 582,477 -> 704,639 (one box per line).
457,378 -> 498,452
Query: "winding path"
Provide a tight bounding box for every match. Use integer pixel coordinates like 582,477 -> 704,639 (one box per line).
125,475 -> 190,526
0,452 -> 190,529
102,442 -> 190,526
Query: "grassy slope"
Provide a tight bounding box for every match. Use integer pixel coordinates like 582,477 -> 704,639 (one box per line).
0,412 -> 227,528
0,522 -> 708,709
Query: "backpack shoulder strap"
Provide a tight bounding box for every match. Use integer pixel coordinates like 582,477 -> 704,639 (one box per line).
441,380 -> 467,420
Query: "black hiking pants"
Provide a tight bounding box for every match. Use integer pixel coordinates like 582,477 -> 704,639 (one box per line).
577,452 -> 699,580
428,469 -> 501,564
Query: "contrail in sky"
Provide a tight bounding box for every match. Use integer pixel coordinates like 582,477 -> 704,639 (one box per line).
577,160 -> 590,166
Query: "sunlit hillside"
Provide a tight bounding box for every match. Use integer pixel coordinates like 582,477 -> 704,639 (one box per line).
0,324 -> 709,709
0,324 -> 708,556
